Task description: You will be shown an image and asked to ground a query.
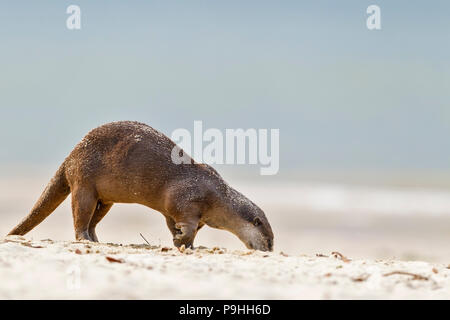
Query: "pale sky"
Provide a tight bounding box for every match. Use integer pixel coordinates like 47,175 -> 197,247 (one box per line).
0,1 -> 449,174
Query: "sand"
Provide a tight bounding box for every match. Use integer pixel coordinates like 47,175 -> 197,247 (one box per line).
1,236 -> 449,300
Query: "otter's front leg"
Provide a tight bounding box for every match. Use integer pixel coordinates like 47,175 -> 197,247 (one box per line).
166,216 -> 205,249
173,222 -> 197,248
165,208 -> 202,249
165,216 -> 179,239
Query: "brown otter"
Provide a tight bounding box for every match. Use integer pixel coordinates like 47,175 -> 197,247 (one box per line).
8,121 -> 274,251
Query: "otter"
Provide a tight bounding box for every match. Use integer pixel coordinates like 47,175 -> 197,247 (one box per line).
8,121 -> 274,251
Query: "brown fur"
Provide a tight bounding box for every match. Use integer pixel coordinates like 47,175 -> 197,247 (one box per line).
8,121 -> 274,251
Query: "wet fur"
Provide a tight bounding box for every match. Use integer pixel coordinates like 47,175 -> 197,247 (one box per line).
8,121 -> 274,251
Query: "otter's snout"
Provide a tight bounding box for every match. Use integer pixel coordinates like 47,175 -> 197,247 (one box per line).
243,230 -> 274,252
247,239 -> 273,252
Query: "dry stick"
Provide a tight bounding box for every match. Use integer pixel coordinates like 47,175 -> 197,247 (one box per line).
106,256 -> 124,264
352,274 -> 370,282
331,251 -> 351,263
383,271 -> 429,281
140,233 -> 151,246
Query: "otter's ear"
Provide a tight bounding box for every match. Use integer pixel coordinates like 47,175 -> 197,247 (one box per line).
253,217 -> 262,227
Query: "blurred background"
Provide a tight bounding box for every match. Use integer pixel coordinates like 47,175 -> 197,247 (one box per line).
1,1 -> 449,262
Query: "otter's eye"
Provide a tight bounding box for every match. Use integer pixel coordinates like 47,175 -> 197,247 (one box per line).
253,217 -> 262,227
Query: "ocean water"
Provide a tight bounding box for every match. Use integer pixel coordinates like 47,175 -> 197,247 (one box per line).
236,181 -> 450,217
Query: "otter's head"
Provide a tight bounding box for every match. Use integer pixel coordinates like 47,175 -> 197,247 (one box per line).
233,200 -> 274,252
205,188 -> 274,252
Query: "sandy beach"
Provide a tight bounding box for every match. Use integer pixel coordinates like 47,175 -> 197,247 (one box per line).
1,236 -> 449,300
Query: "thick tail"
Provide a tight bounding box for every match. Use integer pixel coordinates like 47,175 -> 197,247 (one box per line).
8,163 -> 71,236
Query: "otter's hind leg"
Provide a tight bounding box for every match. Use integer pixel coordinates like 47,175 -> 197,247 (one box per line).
88,202 -> 113,242
71,186 -> 98,241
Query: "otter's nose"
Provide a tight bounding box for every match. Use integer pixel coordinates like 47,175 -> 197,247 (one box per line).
267,238 -> 273,251
248,241 -> 272,252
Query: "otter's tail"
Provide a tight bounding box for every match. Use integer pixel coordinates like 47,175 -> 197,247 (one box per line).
8,164 -> 71,236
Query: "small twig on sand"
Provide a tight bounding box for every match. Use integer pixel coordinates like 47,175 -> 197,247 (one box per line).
139,233 -> 151,246
106,256 -> 124,264
352,274 -> 370,282
383,271 -> 428,281
331,251 -> 351,263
